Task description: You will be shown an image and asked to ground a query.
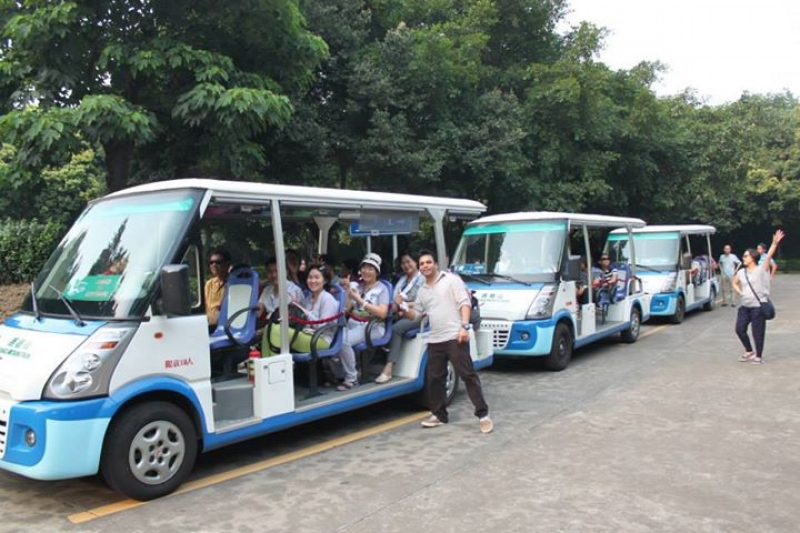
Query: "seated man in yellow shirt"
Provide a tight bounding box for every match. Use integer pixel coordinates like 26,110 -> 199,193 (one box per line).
205,249 -> 231,329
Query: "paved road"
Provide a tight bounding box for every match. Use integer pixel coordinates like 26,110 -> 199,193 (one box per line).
1,276 -> 798,532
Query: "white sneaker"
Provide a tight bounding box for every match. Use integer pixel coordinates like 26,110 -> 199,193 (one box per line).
421,415 -> 444,428
479,416 -> 494,434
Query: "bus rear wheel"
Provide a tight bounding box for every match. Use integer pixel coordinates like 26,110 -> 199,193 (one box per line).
703,287 -> 717,311
416,360 -> 460,408
101,401 -> 198,501
621,306 -> 641,343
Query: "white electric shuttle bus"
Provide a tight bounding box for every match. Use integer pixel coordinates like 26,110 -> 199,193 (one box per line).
450,212 -> 650,371
606,225 -> 718,323
0,179 -> 493,500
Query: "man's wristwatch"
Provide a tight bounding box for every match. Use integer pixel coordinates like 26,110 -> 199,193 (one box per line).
461,323 -> 472,331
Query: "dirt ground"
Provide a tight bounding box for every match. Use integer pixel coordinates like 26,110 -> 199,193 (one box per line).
0,283 -> 28,321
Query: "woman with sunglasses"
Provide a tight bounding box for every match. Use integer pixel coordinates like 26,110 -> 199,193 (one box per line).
732,229 -> 785,364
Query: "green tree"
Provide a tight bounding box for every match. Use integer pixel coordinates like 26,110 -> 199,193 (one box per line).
0,143 -> 104,225
0,0 -> 328,192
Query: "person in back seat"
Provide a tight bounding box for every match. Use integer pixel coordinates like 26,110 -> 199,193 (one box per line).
286,265 -> 340,353
592,254 -> 618,303
335,253 -> 390,391
376,250 -> 425,384
257,257 -> 304,317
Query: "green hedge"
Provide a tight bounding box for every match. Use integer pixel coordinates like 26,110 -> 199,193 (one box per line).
0,219 -> 65,285
778,258 -> 800,272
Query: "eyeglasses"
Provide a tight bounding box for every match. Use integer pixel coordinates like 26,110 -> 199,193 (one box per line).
600,257 -> 610,261
209,260 -> 223,266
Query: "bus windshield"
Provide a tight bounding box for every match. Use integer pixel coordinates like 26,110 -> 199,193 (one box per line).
607,231 -> 680,270
24,189 -> 203,319
451,221 -> 566,281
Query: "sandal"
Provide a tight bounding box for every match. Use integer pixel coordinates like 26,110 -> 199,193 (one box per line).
336,381 -> 357,391
750,357 -> 763,365
738,352 -> 755,362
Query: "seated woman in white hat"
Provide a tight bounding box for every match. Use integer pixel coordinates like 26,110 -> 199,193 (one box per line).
333,252 -> 390,390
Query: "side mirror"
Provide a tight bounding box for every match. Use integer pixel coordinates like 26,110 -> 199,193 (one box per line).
159,264 -> 191,316
681,253 -> 692,270
561,255 -> 581,281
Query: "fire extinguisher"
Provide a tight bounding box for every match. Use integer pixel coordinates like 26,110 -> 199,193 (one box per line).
248,347 -> 261,383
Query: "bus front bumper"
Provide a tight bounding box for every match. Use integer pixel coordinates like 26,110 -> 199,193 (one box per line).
0,397 -> 113,480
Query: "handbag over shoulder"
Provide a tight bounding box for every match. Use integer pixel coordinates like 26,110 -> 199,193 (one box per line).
743,269 -> 776,320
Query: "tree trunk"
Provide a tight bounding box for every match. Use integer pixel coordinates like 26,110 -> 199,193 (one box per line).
104,139 -> 134,192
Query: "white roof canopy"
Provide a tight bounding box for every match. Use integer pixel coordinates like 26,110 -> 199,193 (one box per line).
470,211 -> 646,229
610,224 -> 716,235
104,178 -> 487,218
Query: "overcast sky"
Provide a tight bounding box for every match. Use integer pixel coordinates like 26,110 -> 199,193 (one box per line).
562,0 -> 800,104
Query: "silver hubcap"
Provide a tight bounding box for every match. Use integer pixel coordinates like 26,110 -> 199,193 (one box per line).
631,312 -> 640,336
129,420 -> 186,485
446,362 -> 456,399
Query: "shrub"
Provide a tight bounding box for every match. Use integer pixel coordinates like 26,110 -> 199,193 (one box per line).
778,258 -> 800,272
0,219 -> 66,284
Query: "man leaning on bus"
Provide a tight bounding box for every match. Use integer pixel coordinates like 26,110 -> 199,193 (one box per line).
404,249 -> 493,434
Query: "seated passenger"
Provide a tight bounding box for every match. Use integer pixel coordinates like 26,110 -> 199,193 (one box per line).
205,248 -> 232,329
376,250 -> 425,384
335,253 -> 390,391
284,265 -> 340,353
257,257 -> 304,317
316,253 -> 340,288
576,257 -> 590,305
285,249 -> 307,289
592,255 -> 618,303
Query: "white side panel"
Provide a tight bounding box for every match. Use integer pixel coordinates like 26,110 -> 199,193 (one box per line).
393,336 -> 425,379
605,298 -> 631,322
580,304 -> 596,337
109,315 -> 214,431
253,353 -> 294,419
685,283 -> 696,306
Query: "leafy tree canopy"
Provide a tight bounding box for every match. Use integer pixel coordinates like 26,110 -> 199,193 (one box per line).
0,0 -> 328,191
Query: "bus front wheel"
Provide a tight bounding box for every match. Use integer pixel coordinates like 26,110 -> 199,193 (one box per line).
101,401 -> 198,501
670,295 -> 686,324
544,323 -> 573,371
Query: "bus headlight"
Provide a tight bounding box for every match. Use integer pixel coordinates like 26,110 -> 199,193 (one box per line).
44,325 -> 136,400
527,284 -> 557,319
660,273 -> 678,293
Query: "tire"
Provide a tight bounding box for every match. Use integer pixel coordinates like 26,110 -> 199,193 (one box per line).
416,360 -> 461,408
669,295 -> 685,324
101,401 -> 198,501
620,306 -> 641,343
703,287 -> 716,311
544,323 -> 573,371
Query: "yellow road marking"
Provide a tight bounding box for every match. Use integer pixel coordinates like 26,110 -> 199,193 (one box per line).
68,410 -> 429,524
639,324 -> 668,339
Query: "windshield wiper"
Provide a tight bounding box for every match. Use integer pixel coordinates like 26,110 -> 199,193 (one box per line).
48,284 -> 85,327
489,273 -> 533,286
30,282 -> 41,321
456,272 -> 491,285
